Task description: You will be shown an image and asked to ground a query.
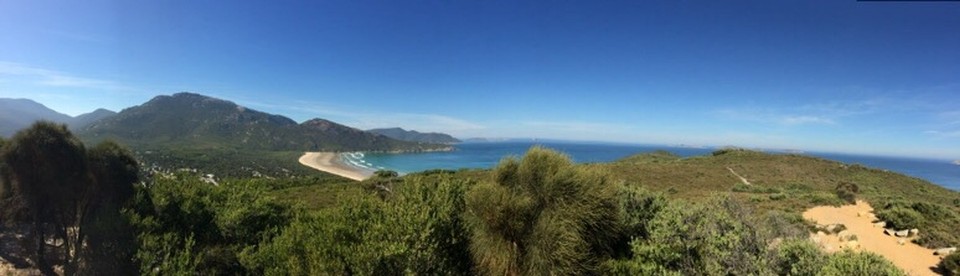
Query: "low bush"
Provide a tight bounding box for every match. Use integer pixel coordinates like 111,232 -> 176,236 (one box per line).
819,251 -> 905,276
835,182 -> 859,204
769,193 -> 787,201
773,239 -> 826,276
942,251 -> 960,276
874,207 -> 924,230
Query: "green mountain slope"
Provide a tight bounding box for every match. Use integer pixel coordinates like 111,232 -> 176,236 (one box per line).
78,92 -> 450,152
368,127 -> 461,144
0,98 -> 73,137
70,108 -> 117,130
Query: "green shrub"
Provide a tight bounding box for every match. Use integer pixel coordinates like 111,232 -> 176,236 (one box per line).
769,193 -> 787,201
942,251 -> 960,276
819,251 -> 905,276
803,192 -> 845,206
773,239 -> 826,276
835,182 -> 859,204
465,147 -> 620,275
626,198 -> 774,275
613,185 -> 667,257
244,175 -> 473,275
874,207 -> 924,230
831,224 -> 848,234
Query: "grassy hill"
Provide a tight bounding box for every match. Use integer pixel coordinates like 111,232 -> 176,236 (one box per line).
600,149 -> 959,211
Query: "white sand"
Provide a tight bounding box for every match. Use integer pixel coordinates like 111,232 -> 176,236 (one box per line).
298,152 -> 371,181
803,201 -> 942,276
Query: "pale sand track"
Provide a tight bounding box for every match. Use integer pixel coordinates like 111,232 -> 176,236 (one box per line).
298,152 -> 371,181
803,201 -> 942,275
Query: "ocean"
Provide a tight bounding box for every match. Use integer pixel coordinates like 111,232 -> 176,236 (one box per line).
342,141 -> 960,191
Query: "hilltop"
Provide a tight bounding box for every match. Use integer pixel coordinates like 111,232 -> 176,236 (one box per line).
0,98 -> 116,137
78,92 -> 449,152
72,92 -> 451,178
368,127 -> 460,144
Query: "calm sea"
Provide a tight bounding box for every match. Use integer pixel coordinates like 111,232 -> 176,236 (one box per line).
343,141 -> 960,191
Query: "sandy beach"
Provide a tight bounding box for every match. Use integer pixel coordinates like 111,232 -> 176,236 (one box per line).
298,152 -> 372,181
803,201 -> 942,276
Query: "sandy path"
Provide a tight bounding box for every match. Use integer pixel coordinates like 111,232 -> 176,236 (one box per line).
803,201 -> 941,276
298,152 -> 371,181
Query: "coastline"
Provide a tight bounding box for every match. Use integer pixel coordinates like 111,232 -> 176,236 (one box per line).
298,152 -> 372,181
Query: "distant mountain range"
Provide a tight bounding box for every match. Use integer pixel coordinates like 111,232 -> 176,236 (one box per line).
75,92 -> 451,152
0,98 -> 116,137
368,127 -> 460,144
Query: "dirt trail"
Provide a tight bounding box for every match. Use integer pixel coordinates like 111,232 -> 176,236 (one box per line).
726,167 -> 751,185
803,201 -> 942,276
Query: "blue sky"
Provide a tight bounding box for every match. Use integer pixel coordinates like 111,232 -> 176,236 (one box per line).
1,1 -> 958,159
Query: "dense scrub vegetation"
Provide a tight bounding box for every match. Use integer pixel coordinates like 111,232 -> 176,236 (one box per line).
3,124 -> 958,275
0,122 -> 139,275
136,147 -> 339,179
604,149 -> 960,249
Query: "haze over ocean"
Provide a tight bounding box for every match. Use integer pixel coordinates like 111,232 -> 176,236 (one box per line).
2,1 -> 958,159
347,141 -> 960,191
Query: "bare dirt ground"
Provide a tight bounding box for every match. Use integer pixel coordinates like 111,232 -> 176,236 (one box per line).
803,200 -> 943,276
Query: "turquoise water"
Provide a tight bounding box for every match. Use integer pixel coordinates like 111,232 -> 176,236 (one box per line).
343,141 -> 960,191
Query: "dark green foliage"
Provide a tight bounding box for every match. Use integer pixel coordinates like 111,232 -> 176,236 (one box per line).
0,136 -> 7,199
769,193 -> 787,200
836,181 -> 860,204
138,148 -> 336,179
871,198 -> 960,247
819,251 -> 905,276
732,183 -> 782,194
0,122 -> 140,274
79,92 -> 449,153
773,239 -> 827,276
374,170 -> 399,178
942,251 -> 960,276
129,176 -> 295,275
465,147 -> 620,275
624,197 -> 775,275
876,207 -> 924,230
613,184 -> 667,257
368,127 -> 461,143
712,147 -> 743,156
2,122 -> 90,273
78,141 -> 140,275
244,174 -> 473,275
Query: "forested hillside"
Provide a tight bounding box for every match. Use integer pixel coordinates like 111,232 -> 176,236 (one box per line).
79,93 -> 448,153
368,127 -> 461,144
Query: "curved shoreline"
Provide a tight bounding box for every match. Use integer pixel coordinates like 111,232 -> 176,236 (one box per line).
298,152 -> 372,181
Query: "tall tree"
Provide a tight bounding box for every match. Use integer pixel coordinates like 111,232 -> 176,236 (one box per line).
465,147 -> 620,275
2,121 -> 89,274
0,122 -> 140,275
77,141 -> 139,275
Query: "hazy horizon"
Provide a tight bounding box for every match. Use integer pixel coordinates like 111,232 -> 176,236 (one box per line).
1,1 -> 958,159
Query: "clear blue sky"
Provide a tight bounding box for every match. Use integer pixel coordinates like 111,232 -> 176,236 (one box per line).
1,1 -> 958,159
